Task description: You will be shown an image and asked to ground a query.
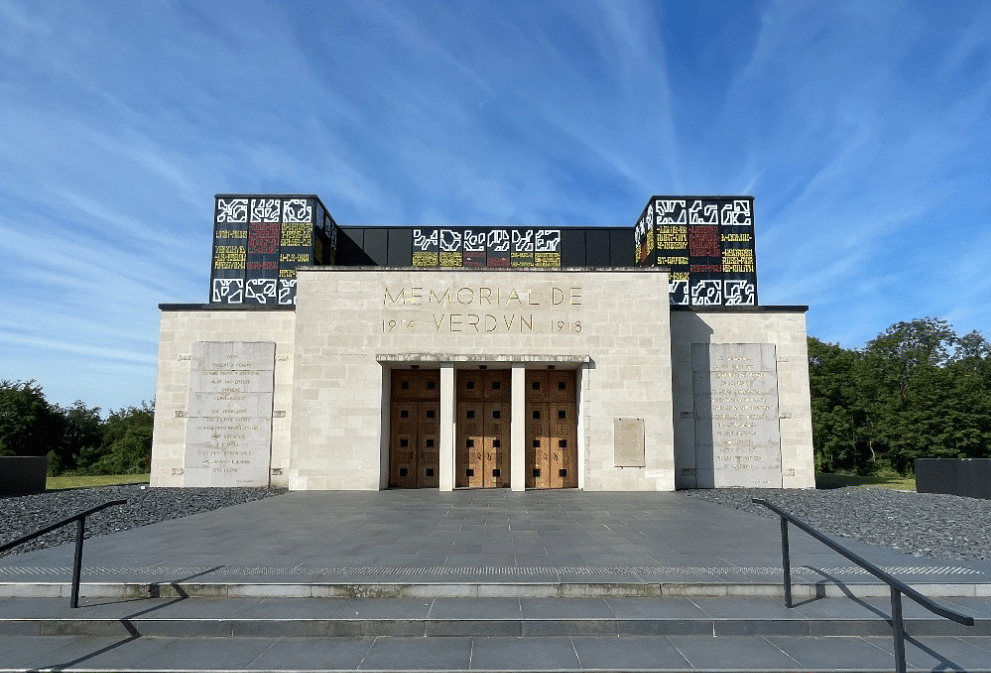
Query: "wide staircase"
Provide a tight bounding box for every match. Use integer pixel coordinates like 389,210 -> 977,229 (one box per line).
2,491 -> 991,672
3,579 -> 991,671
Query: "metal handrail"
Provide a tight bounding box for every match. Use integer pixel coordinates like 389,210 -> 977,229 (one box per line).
0,499 -> 127,608
752,497 -> 974,673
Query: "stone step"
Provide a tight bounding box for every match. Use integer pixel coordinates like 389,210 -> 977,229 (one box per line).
3,579 -> 991,600
1,595 -> 988,639
3,633 -> 991,672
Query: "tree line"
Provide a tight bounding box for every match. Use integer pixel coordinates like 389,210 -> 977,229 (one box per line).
0,380 -> 153,476
809,317 -> 991,476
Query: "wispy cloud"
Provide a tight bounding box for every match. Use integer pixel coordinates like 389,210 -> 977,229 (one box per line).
1,0 -> 989,408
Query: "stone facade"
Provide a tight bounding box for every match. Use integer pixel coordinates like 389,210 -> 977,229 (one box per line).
150,309 -> 296,488
150,268 -> 814,491
670,308 -> 815,489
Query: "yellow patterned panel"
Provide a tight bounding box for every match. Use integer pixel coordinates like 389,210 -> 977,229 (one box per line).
722,248 -> 755,273
655,225 -> 687,249
413,252 -> 439,267
213,245 -> 246,269
280,223 -> 311,247
440,252 -> 463,267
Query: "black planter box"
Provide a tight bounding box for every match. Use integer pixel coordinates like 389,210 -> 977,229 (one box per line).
915,458 -> 991,500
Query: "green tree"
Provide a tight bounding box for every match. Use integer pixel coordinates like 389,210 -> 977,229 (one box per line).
0,379 -> 63,458
51,400 -> 103,475
807,337 -> 863,473
78,401 -> 155,475
811,318 -> 991,476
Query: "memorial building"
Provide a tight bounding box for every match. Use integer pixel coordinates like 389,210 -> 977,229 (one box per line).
150,195 -> 815,491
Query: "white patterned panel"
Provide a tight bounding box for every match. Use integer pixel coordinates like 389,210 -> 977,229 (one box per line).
720,200 -> 752,226
487,229 -> 510,252
688,200 -> 718,225
691,279 -> 723,306
250,198 -> 281,223
216,199 -> 248,224
282,198 -> 312,223
278,279 -> 297,305
654,199 -> 687,224
212,279 -> 243,304
512,229 -> 534,252
535,229 -> 561,252
724,280 -> 755,306
463,229 -> 486,252
413,229 -> 438,251
439,229 -> 461,252
668,279 -> 689,305
245,279 -> 277,304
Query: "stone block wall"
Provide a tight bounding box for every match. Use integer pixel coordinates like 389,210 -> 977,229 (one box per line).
150,309 -> 296,487
669,308 -> 815,489
290,267 -> 676,491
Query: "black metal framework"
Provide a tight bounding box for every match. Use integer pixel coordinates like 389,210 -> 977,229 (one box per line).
752,498 -> 974,673
0,499 -> 127,608
205,193 -> 761,308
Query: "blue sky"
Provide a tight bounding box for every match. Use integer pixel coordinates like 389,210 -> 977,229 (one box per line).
1,0 -> 990,413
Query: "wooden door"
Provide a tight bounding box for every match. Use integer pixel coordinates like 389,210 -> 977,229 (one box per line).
456,370 -> 510,488
526,370 -> 578,489
389,369 -> 440,488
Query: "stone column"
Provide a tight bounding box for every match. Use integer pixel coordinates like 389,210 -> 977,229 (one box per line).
511,364 -> 526,492
439,364 -> 456,491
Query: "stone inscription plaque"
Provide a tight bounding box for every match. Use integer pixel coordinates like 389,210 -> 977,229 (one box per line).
614,418 -> 646,467
692,343 -> 781,488
183,341 -> 275,487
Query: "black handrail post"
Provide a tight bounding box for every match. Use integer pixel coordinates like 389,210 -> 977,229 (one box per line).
70,516 -> 86,609
779,516 -> 793,608
0,499 -> 126,609
890,586 -> 907,673
752,498 -> 974,673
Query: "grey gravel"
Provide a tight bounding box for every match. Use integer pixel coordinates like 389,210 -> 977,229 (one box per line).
1,484 -> 286,558
681,487 -> 991,561
3,484 -> 989,562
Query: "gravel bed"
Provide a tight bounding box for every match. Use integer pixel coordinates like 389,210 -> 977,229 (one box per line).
0,484 -> 287,558
681,487 -> 991,561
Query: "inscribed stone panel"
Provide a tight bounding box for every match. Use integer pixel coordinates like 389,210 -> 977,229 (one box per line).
692,343 -> 782,487
614,418 -> 646,467
184,341 -> 275,487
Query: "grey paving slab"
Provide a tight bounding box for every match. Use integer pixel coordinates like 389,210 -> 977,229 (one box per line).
604,597 -> 708,619
140,635 -> 277,669
571,635 -> 691,670
0,634 -> 92,669
429,597 -> 522,619
766,634 -> 901,670
25,635 -> 174,670
666,634 -> 803,670
469,635 -> 579,670
359,635 -> 472,670
247,636 -> 374,670
902,636 -> 991,671
521,597 -> 613,619
328,597 -> 435,619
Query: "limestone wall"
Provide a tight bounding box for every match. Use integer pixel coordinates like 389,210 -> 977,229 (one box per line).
150,309 -> 296,488
669,308 -> 815,489
290,267 -> 676,491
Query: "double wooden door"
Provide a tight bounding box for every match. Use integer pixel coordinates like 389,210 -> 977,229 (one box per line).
389,369 -> 440,488
526,370 -> 578,489
456,370 -> 510,488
